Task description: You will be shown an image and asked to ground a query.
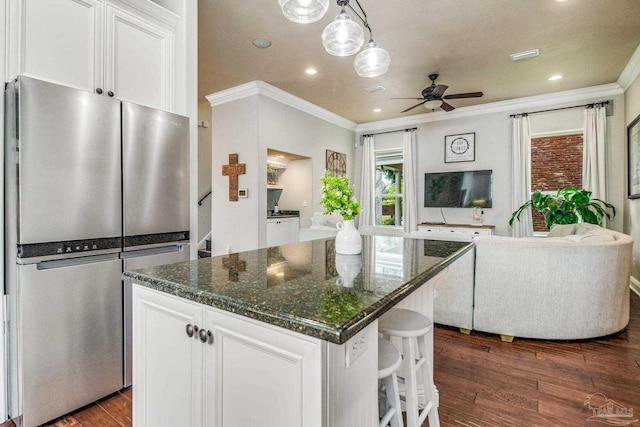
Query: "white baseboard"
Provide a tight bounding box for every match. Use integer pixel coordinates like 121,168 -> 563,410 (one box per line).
631,277 -> 640,297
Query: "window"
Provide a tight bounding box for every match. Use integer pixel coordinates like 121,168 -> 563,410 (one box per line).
530,133 -> 583,231
375,150 -> 403,226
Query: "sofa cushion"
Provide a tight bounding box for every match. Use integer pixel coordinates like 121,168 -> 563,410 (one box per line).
547,224 -> 577,237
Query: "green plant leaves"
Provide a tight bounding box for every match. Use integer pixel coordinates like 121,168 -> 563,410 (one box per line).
509,188 -> 615,229
320,170 -> 362,220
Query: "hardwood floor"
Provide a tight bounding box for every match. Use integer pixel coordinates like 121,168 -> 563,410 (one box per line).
4,293 -> 639,427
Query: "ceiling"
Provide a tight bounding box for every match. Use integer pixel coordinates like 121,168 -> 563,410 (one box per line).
198,0 -> 640,124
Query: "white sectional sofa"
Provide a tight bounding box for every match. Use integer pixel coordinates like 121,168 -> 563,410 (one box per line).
472,223 -> 633,341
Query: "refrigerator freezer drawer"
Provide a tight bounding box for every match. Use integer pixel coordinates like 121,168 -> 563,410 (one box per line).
16,257 -> 123,427
122,244 -> 190,386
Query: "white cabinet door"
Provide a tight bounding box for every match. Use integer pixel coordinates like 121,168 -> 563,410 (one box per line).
267,218 -> 300,247
132,286 -> 203,427
19,0 -> 176,110
21,0 -> 103,92
104,4 -> 175,110
203,308 -> 322,427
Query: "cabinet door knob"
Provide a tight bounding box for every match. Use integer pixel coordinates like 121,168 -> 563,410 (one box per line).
107,91 -> 114,97
95,88 -> 103,94
186,324 -> 194,337
199,328 -> 208,343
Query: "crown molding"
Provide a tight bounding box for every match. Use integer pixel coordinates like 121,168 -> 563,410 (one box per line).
205,81 -> 357,131
618,43 -> 640,91
355,83 -> 623,134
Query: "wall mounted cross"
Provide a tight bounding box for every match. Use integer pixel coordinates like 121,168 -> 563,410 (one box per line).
222,153 -> 246,201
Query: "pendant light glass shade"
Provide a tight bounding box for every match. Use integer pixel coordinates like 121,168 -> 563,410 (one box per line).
321,11 -> 364,56
353,41 -> 390,77
279,0 -> 329,24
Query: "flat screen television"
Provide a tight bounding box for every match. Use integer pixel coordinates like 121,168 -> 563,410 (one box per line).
424,170 -> 493,208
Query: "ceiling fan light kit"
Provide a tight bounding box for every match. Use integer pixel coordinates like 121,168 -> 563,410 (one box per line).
279,0 -> 330,23
394,73 -> 484,113
281,0 -> 390,77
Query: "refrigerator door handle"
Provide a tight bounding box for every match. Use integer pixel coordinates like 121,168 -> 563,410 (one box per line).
120,245 -> 185,259
37,254 -> 120,270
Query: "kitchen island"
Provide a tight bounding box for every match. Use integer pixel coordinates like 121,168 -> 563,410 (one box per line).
124,235 -> 472,427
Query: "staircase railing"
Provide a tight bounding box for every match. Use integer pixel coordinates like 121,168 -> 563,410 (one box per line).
198,189 -> 212,206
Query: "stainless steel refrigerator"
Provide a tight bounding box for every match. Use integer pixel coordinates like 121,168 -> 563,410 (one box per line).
4,76 -> 190,427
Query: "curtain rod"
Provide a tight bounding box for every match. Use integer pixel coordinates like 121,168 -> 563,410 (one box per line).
509,100 -> 609,118
362,127 -> 417,138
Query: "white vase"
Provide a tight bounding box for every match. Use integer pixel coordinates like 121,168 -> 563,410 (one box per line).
335,219 -> 362,254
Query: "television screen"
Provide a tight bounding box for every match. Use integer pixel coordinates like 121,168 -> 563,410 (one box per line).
424,170 -> 493,208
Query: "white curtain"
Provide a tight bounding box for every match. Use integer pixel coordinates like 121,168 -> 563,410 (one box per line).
511,115 -> 533,237
403,130 -> 418,233
358,136 -> 375,227
583,106 -> 607,201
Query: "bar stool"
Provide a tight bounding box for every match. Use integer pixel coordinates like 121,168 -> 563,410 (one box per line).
379,308 -> 440,427
377,338 -> 404,427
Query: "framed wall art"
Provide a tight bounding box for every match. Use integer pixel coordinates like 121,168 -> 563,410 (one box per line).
445,132 -> 475,163
628,114 -> 640,198
326,150 -> 347,176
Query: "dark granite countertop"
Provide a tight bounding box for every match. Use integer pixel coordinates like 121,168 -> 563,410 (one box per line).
123,235 -> 473,344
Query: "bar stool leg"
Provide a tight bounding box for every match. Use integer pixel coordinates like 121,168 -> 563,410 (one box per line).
402,336 -> 420,427
417,334 -> 440,427
382,371 -> 403,427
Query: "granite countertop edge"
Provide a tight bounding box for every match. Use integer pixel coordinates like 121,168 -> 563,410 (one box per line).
124,241 -> 473,345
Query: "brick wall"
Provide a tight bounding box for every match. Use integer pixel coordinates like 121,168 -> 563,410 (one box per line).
530,133 -> 583,231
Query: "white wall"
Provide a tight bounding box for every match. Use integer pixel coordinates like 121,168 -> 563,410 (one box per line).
208,91 -> 355,256
355,93 -> 625,237
277,158 -> 313,227
197,102 -> 212,245
624,68 -> 640,282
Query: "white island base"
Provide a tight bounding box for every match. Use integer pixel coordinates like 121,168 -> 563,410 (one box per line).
132,271 -> 444,427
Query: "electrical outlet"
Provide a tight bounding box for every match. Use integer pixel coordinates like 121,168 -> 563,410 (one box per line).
345,330 -> 368,367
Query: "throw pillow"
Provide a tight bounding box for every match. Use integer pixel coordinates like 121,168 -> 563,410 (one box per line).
547,224 -> 576,237
574,222 -> 602,235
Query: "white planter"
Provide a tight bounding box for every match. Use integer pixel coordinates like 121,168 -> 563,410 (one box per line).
335,219 -> 362,255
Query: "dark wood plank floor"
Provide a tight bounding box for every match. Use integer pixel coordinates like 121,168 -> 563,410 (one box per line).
4,293 -> 639,427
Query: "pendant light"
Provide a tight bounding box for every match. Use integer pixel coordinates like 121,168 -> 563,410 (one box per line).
354,40 -> 390,77
279,0 -> 329,24
281,0 -> 390,77
321,6 -> 364,56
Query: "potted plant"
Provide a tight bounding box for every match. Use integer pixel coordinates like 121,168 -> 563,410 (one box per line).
320,171 -> 362,254
509,188 -> 615,229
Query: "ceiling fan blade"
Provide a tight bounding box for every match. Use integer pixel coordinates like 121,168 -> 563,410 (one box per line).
401,101 -> 427,113
430,84 -> 449,98
443,91 -> 484,99
440,101 -> 455,112
392,97 -> 425,100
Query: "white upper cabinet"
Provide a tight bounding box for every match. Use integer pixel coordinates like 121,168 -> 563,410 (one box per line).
21,0 -> 103,92
19,0 -> 177,111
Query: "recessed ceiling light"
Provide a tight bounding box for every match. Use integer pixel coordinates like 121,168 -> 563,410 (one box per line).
373,108 -> 381,113
305,68 -> 317,75
510,49 -> 539,61
252,38 -> 272,48
554,0 -> 569,2
548,74 -> 563,81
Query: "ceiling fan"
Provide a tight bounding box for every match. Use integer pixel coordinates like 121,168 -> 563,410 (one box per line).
394,73 -> 484,113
